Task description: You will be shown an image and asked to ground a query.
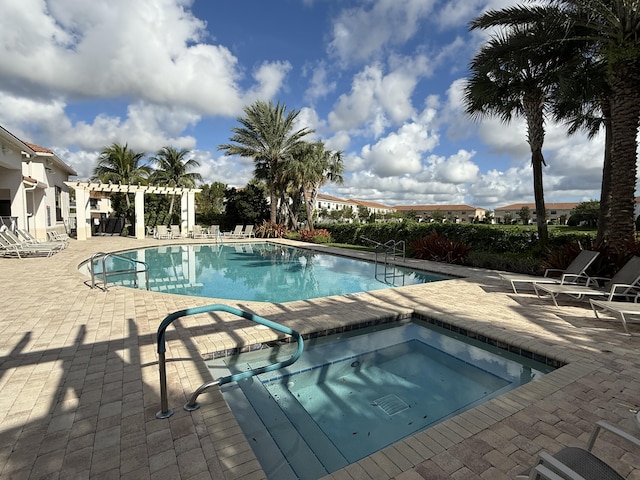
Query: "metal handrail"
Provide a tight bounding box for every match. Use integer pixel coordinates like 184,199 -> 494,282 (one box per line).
155,303 -> 304,419
89,251 -> 149,290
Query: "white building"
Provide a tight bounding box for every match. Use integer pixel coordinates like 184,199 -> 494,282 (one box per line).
0,126 -> 77,240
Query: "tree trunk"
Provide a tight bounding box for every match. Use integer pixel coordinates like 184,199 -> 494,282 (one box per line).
269,191 -> 278,224
524,93 -> 548,247
596,99 -> 612,246
606,67 -> 640,251
305,186 -> 319,231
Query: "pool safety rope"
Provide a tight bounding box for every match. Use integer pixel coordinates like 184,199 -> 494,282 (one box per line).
155,303 -> 304,419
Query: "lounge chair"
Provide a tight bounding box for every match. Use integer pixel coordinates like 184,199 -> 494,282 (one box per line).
515,420 -> 640,480
155,225 -> 171,239
240,224 -> 255,238
17,229 -> 66,249
501,250 -> 599,294
590,296 -> 640,335
170,225 -> 181,239
192,225 -> 208,239
0,232 -> 58,258
534,256 -> 640,307
224,225 -> 243,238
207,225 -> 222,241
48,231 -> 70,243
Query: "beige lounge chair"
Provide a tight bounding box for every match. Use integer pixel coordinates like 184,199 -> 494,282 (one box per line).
170,225 -> 181,239
207,225 -> 221,241
224,225 -> 243,238
590,296 -> 640,336
0,232 -> 58,258
501,250 -> 599,294
155,225 -> 171,239
534,256 -> 640,307
192,225 -> 208,239
516,421 -> 640,480
240,224 -> 254,238
15,229 -> 66,250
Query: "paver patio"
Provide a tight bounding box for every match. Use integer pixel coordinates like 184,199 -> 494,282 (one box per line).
1,236 -> 639,479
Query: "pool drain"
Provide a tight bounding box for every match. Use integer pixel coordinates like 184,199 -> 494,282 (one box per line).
372,394 -> 409,416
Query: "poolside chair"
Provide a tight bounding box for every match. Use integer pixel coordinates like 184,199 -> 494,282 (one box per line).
224,225 -> 243,238
3,230 -> 63,252
155,225 -> 172,240
48,231 -> 70,242
207,225 -> 221,241
0,232 -> 58,258
192,225 -> 207,239
515,421 -> 640,480
534,256 -> 640,307
17,229 -> 66,249
501,250 -> 599,294
170,225 -> 181,239
589,295 -> 640,336
240,224 -> 255,238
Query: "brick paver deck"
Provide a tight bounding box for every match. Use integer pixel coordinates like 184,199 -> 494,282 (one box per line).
1,236 -> 640,479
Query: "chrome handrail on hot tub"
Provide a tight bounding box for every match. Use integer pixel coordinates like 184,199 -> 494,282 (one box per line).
155,303 -> 304,419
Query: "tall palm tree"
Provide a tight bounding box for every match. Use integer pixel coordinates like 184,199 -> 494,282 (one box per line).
92,143 -> 150,207
298,142 -> 344,230
473,1 -> 640,250
557,0 -> 640,250
465,18 -> 567,246
149,146 -> 203,218
218,100 -> 313,223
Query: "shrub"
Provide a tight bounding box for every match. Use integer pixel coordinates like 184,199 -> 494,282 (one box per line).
409,231 -> 471,265
300,229 -> 332,244
255,221 -> 287,238
285,231 -> 301,240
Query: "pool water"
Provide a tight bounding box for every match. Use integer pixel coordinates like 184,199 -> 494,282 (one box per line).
214,320 -> 553,479
93,243 -> 451,302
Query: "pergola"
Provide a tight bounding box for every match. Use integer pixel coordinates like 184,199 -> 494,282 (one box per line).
65,182 -> 201,241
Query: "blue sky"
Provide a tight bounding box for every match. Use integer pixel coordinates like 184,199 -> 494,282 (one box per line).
0,0 -> 615,210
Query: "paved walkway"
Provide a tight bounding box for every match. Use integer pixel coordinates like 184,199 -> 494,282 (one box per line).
1,236 -> 639,480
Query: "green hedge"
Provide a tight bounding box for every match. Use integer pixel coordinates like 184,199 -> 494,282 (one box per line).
317,221 -> 597,274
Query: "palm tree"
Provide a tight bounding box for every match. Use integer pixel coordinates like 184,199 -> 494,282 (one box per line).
149,146 -> 203,218
472,1 -> 640,250
218,100 -> 313,223
296,142 -> 344,230
92,143 -> 150,207
464,18 -> 567,247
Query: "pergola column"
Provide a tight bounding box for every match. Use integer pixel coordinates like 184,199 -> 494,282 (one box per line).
181,191 -> 196,235
135,190 -> 145,240
75,187 -> 91,240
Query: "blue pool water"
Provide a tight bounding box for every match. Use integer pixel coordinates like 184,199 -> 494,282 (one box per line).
213,320 -> 553,479
91,243 -> 451,302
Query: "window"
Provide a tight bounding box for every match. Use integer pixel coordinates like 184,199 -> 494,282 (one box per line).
55,186 -> 63,222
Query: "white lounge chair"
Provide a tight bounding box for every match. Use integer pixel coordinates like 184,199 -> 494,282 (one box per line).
207,225 -> 222,241
192,225 -> 208,239
0,232 -> 58,258
240,225 -> 255,238
501,250 -> 599,294
170,225 -> 181,239
155,225 -> 172,239
15,229 -> 66,250
590,296 -> 640,335
534,256 -> 640,307
224,225 -> 243,238
516,421 -> 640,480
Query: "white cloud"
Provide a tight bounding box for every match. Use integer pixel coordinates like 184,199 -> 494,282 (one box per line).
328,0 -> 437,64
431,150 -> 479,183
0,0 -> 289,116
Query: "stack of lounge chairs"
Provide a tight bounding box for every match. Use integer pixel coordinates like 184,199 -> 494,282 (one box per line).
0,230 -> 65,258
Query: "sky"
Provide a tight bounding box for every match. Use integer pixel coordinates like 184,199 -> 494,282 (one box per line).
0,0 -> 623,210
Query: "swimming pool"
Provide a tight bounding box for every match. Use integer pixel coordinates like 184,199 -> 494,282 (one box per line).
212,319 -> 554,479
90,243 -> 452,302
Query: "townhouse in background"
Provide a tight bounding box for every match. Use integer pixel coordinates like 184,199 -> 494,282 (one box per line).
0,125 -> 77,240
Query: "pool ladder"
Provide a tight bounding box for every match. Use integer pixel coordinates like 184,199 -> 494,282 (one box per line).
361,237 -> 407,285
89,252 -> 149,291
155,304 -> 304,419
